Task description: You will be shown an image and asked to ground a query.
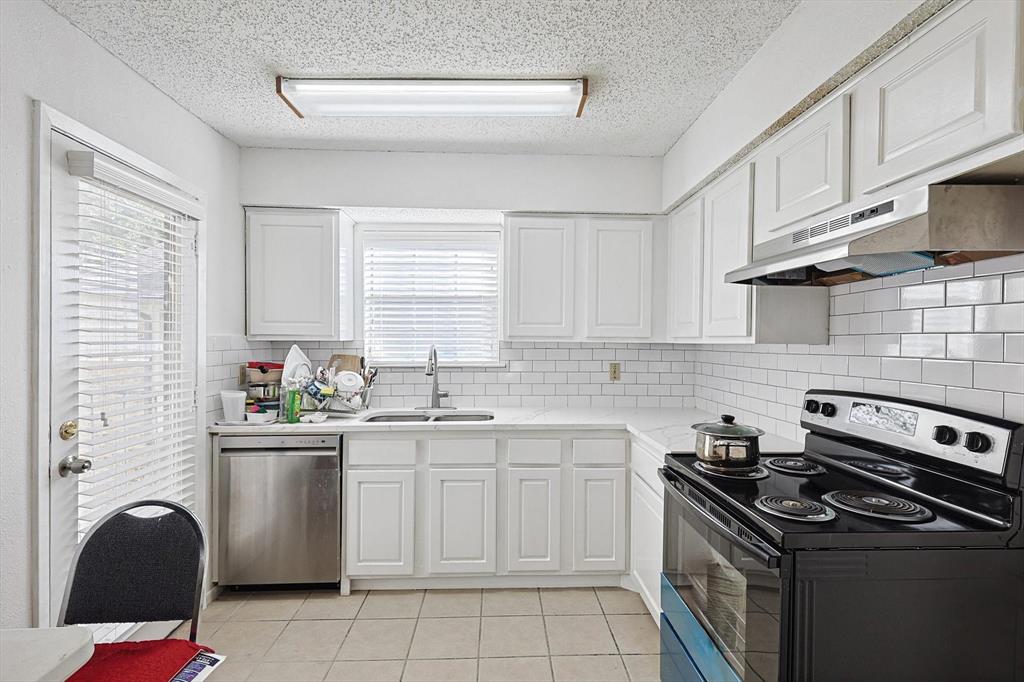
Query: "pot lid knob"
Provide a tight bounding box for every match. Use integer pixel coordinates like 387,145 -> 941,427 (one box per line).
721,415 -> 735,424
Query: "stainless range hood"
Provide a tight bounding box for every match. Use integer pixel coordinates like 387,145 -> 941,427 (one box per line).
726,163 -> 1024,286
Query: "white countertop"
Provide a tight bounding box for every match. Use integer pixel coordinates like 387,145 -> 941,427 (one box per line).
209,407 -> 804,455
0,626 -> 93,682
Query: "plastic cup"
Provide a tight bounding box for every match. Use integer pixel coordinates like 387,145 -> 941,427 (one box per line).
221,390 -> 246,422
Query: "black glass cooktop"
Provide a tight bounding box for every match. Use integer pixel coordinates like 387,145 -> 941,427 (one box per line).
664,450 -> 1017,550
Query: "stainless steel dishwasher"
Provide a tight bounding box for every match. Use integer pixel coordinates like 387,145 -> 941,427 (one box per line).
218,434 -> 340,585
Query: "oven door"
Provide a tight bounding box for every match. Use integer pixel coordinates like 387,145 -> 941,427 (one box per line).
659,467 -> 787,682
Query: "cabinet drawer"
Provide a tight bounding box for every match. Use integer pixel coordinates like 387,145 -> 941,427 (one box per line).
429,439 -> 497,465
347,439 -> 416,466
572,438 -> 626,465
630,439 -> 664,496
508,438 -> 562,465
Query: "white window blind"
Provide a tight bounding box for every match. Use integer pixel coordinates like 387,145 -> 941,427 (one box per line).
64,175 -> 198,538
362,230 -> 500,365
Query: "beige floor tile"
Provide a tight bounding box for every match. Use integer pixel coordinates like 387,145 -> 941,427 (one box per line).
295,591 -> 368,620
595,588 -> 649,615
551,655 -> 628,682
401,658 -> 477,682
481,589 -> 541,616
420,589 -> 482,617
540,588 -> 602,615
201,596 -> 244,622
606,615 -> 660,654
325,660 -> 405,682
337,619 -> 416,660
479,616 -> 548,658
545,616 -> 617,656
407,617 -> 480,659
622,654 -> 660,681
358,590 -> 424,619
478,656 -> 553,682
231,591 -> 309,621
207,658 -> 255,681
247,660 -> 331,681
171,619 -> 223,641
206,620 -> 288,659
263,619 -> 352,661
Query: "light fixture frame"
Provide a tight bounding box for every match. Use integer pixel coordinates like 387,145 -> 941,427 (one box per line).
275,76 -> 589,119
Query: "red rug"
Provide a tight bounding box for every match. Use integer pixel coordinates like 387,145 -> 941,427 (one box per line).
69,639 -> 214,682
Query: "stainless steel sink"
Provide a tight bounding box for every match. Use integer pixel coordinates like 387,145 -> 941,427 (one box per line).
360,410 -> 494,423
361,413 -> 431,423
431,413 -> 495,422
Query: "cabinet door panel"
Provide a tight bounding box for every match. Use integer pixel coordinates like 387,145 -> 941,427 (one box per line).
703,164 -> 753,338
506,217 -> 575,337
753,95 -> 849,244
572,468 -> 626,572
668,198 -> 703,339
346,470 -> 414,576
246,209 -> 342,339
586,219 -> 653,338
631,473 -> 662,616
429,468 -> 496,574
508,468 -> 561,572
852,1 -> 1019,194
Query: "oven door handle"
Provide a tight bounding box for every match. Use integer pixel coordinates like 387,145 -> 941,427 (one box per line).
658,468 -> 781,567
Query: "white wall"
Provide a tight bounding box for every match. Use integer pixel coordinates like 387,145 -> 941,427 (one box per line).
0,0 -> 241,627
661,0 -> 923,210
241,148 -> 662,214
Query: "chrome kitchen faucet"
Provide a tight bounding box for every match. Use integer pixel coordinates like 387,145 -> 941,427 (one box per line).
425,345 -> 449,409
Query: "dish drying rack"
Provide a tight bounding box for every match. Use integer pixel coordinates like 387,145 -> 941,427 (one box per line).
300,383 -> 375,415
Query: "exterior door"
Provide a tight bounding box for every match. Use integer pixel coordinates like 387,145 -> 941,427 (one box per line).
44,128 -> 201,633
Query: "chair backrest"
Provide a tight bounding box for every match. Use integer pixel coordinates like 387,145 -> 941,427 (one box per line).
58,500 -> 206,641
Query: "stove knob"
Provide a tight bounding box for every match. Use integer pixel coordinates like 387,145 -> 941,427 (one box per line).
804,399 -> 821,414
964,431 -> 991,453
931,425 -> 958,446
820,402 -> 837,418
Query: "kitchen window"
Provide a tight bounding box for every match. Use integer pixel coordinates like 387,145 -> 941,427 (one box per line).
360,228 -> 500,365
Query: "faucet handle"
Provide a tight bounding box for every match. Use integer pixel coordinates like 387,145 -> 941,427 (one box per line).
438,390 -> 449,399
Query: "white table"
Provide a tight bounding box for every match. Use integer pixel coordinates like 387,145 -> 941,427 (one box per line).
0,627 -> 93,682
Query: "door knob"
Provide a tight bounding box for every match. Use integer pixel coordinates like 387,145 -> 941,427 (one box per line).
58,455 -> 92,477
58,420 -> 78,441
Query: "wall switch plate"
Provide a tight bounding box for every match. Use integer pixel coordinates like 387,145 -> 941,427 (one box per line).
609,362 -> 621,381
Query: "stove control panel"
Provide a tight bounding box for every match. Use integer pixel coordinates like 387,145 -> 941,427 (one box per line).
801,391 -> 1017,477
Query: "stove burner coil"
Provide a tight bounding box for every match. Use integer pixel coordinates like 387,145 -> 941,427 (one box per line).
822,490 -> 933,523
692,461 -> 769,481
763,457 -> 826,476
754,495 -> 836,522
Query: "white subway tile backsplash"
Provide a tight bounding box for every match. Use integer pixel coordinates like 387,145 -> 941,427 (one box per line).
864,288 -> 900,312
900,283 -> 945,309
946,276 -> 1002,306
881,357 -> 921,382
975,303 -> 1024,333
946,387 -> 1003,416
1005,272 -> 1024,303
973,362 -> 1023,393
900,334 -> 946,358
974,253 -> 1024,276
922,262 -> 974,282
833,293 -> 865,315
849,312 -> 882,335
1005,335 -> 1024,364
921,359 -> 972,388
864,334 -> 900,357
946,334 -> 1004,361
922,306 -> 973,333
882,309 -> 922,333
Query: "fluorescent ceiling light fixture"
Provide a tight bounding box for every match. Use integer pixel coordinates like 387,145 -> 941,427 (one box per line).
276,77 -> 588,118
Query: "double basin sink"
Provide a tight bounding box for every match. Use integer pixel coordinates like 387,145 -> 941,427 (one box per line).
360,410 -> 495,423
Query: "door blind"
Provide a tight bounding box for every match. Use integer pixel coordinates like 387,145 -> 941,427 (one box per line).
362,231 -> 500,364
61,175 -> 198,538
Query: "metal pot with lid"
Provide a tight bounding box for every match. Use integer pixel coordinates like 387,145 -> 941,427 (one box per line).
691,414 -> 765,471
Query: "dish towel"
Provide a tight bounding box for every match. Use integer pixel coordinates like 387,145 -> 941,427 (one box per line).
68,639 -> 213,682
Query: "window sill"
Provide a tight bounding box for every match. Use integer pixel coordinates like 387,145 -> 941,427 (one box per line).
369,362 -> 507,370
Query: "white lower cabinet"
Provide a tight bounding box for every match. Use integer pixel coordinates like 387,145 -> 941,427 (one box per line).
345,469 -> 415,576
429,468 -> 497,574
572,467 -> 627,572
507,468 -> 561,572
630,471 -> 663,617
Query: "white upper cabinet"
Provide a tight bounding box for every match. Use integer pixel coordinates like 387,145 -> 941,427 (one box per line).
246,208 -> 354,340
702,163 -> 753,338
851,0 -> 1021,195
753,95 -> 850,245
505,216 -> 576,337
585,218 -> 653,338
667,198 -> 703,339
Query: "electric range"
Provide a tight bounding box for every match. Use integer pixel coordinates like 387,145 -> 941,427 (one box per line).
658,390 -> 1024,682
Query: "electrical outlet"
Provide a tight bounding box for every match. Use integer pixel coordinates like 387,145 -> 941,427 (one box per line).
608,361 -> 621,381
